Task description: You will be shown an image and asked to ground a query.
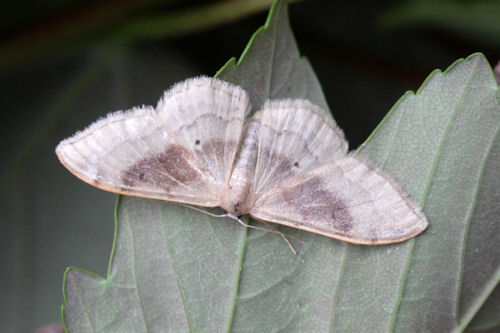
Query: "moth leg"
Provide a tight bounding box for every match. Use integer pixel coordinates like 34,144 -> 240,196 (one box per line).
258,220 -> 297,255
180,204 -> 297,254
229,216 -> 297,255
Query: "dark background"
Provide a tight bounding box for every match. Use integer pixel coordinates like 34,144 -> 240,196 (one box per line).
1,0 -> 498,331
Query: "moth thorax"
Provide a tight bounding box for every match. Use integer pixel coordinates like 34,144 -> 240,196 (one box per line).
221,116 -> 260,216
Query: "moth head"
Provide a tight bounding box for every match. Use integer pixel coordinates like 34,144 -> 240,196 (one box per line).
221,184 -> 250,216
220,196 -> 247,216
231,200 -> 245,216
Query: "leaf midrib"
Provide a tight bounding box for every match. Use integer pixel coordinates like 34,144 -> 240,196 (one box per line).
223,215 -> 248,333
227,3 -> 281,331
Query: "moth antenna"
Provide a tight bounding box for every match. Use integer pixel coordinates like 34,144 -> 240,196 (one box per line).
180,204 -> 297,254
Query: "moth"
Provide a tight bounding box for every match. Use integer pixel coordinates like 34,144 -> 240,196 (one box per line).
56,77 -> 428,247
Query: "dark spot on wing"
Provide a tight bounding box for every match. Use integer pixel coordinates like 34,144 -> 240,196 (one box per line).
281,176 -> 353,233
122,144 -> 200,191
194,138 -> 237,177
195,139 -> 200,145
294,162 -> 299,167
260,123 -> 322,171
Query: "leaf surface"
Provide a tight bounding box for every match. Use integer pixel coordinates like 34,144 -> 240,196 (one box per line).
62,1 -> 500,331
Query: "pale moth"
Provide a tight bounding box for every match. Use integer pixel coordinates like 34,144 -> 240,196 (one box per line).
56,77 -> 428,249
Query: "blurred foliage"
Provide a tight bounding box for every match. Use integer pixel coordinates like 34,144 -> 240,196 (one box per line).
1,0 -> 498,331
0,0 -> 294,71
379,0 -> 500,46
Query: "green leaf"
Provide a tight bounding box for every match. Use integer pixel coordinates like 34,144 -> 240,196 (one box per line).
62,0 -> 500,331
215,0 -> 328,111
359,53 -> 500,332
